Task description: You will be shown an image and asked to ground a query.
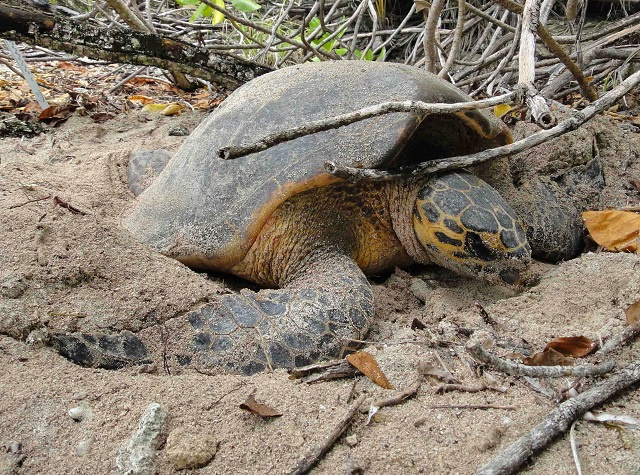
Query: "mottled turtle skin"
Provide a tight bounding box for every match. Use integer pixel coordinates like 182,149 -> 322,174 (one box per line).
51,61 -> 574,375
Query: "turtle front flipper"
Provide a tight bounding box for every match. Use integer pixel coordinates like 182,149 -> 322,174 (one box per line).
50,253 -> 373,375
50,331 -> 152,370
184,253 -> 373,375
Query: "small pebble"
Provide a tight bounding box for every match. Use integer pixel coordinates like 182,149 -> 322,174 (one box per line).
168,126 -> 189,136
68,406 -> 85,422
7,442 -> 22,453
72,391 -> 88,401
344,435 -> 358,447
165,427 -> 217,470
77,439 -> 92,456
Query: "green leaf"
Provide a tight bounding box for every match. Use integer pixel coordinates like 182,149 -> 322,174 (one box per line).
354,49 -> 362,59
231,0 -> 261,12
335,48 -> 348,56
375,47 -> 386,61
177,0 -> 200,5
308,17 -> 321,30
189,2 -> 208,21
211,0 -> 225,25
322,39 -> 336,52
364,49 -> 374,61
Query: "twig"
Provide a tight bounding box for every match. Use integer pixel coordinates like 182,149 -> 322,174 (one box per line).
424,0 -> 445,73
8,195 -> 51,209
288,393 -> 366,475
466,340 -> 616,378
475,359 -> 640,475
429,403 -> 516,410
569,421 -> 583,475
218,92 -> 517,160
494,0 -> 598,102
436,382 -> 507,394
368,378 -> 422,409
326,67 -> 640,182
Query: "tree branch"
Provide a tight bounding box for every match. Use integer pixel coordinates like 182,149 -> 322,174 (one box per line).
0,0 -> 271,89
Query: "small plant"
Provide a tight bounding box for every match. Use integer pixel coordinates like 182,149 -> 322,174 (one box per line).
176,0 -> 261,25
302,17 -> 386,61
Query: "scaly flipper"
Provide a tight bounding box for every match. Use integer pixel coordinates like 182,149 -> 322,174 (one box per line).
50,253 -> 373,375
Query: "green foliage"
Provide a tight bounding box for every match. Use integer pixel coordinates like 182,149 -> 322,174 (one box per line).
176,0 -> 261,25
302,17 -> 386,61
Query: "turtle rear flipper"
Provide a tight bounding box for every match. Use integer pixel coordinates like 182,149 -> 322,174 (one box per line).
51,331 -> 152,370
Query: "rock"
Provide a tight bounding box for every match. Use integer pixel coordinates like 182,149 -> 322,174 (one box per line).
0,275 -> 28,299
76,439 -> 92,456
165,427 -> 217,470
168,126 -> 189,136
68,406 -> 85,422
115,403 -> 168,475
344,434 -> 358,447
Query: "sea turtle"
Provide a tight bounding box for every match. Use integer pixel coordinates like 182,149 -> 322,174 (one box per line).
50,61 -> 580,375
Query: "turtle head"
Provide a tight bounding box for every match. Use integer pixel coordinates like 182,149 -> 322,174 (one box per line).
412,171 -> 531,285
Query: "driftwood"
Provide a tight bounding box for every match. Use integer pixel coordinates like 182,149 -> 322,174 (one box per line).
465,340 -> 616,379
0,0 -> 271,89
475,359 -> 640,475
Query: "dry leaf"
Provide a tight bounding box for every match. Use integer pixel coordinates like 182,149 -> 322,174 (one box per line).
38,104 -> 72,121
625,300 -> 640,325
583,210 -> 640,253
239,394 -> 282,417
544,336 -> 597,357
142,103 -> 170,113
346,351 -> 394,389
493,104 -> 512,118
161,103 -> 183,116
523,347 -> 574,366
127,95 -> 155,104
414,0 -> 430,13
418,362 -> 459,383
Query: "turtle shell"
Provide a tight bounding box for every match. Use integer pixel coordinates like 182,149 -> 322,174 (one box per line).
124,61 -> 510,270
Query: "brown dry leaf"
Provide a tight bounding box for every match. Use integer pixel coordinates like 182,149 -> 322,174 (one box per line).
56,62 -> 86,72
583,210 -> 640,253
523,347 -> 574,366
418,362 -> 458,383
625,300 -> 640,325
544,336 -> 598,358
414,0 -> 430,13
239,394 -> 282,418
346,351 -> 394,389
38,104 -> 73,125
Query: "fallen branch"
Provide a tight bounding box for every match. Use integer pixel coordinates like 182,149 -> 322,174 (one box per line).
289,393 -> 366,475
475,358 -> 640,475
326,67 -> 640,182
465,340 -> 616,378
598,323 -> 640,356
0,0 -> 271,89
218,92 -> 517,160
